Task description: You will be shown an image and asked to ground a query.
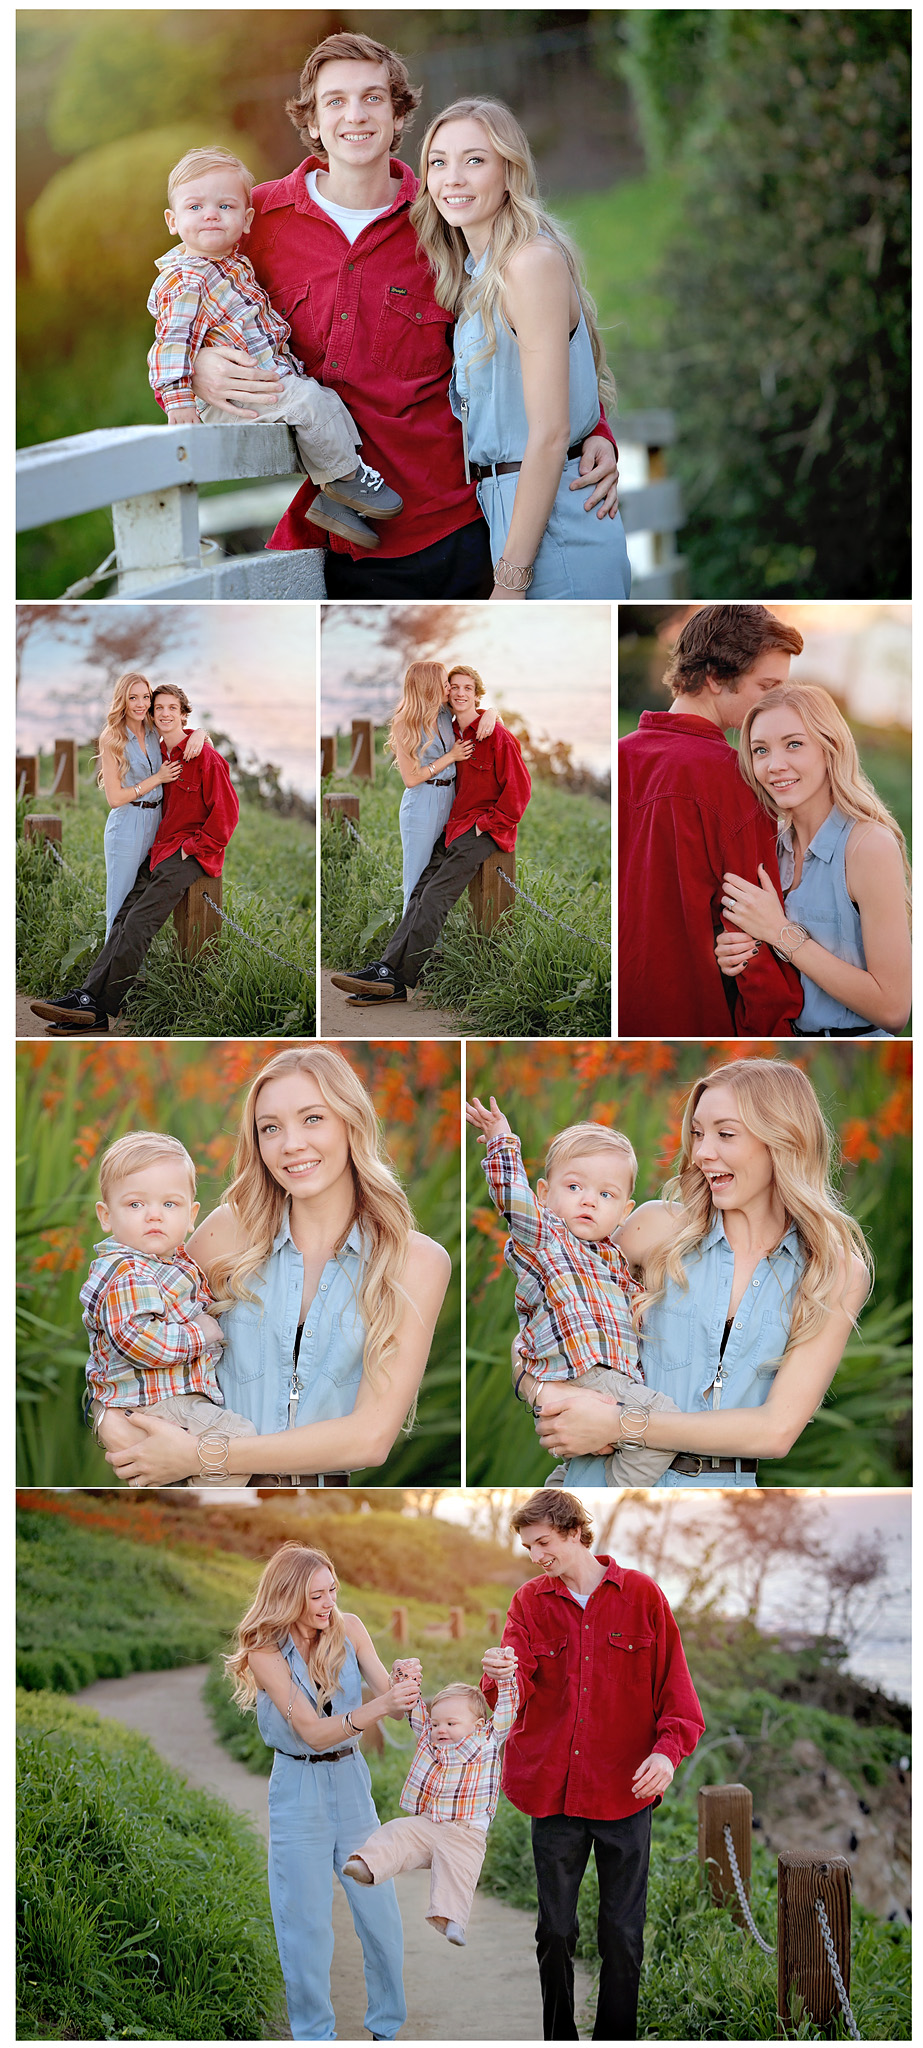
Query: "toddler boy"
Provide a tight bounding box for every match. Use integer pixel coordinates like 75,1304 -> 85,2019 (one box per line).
344,1649 -> 518,1946
82,1131 -> 252,1486
149,147 -> 403,548
466,1098 -> 681,1487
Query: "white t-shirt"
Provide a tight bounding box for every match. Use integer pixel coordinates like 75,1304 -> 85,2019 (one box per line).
306,169 -> 390,245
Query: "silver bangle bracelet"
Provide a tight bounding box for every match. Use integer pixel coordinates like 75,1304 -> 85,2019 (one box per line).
493,556 -> 534,590
618,1406 -> 651,1447
196,1430 -> 230,1481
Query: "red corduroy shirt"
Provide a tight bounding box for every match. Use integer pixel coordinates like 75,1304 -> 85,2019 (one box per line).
152,736 -> 239,877
482,1557 -> 705,1820
446,722 -> 531,852
243,157 -> 616,563
618,711 -> 804,1035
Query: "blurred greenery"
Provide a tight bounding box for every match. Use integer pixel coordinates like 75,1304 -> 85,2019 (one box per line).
16,1041 -> 461,1487
465,1040 -> 912,1488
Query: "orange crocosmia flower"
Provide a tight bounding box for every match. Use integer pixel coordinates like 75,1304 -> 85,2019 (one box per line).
882,1042 -> 912,1078
587,1100 -> 619,1128
874,1086 -> 912,1140
470,1208 -> 505,1240
840,1118 -> 881,1165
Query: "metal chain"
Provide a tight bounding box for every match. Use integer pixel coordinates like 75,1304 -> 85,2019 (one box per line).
44,838 -> 85,883
201,894 -> 306,975
814,1898 -> 861,2041
496,868 -> 607,951
722,1824 -> 776,1954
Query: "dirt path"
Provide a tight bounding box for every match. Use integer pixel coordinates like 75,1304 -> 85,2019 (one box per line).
16,991 -> 132,1038
320,971 -> 465,1040
77,1664 -> 594,2040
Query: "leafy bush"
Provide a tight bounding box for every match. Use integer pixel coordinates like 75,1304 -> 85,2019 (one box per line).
17,1689 -> 284,2040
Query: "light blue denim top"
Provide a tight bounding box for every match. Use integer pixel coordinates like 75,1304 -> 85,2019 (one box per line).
640,1214 -> 806,1412
778,805 -> 888,1034
217,1209 -> 366,1435
411,705 -> 457,776
256,1631 -> 361,1756
449,247 -> 599,461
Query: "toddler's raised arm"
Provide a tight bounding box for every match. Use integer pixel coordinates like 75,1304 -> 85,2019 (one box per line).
465,1095 -> 512,1145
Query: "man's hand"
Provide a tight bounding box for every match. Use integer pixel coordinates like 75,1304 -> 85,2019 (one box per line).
466,1095 -> 512,1145
632,1752 -> 674,1802
571,436 -> 619,518
482,1645 -> 517,1680
191,343 -> 283,418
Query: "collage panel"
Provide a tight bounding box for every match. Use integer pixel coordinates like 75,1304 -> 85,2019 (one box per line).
318,603 -> 611,1040
16,602 -> 316,1040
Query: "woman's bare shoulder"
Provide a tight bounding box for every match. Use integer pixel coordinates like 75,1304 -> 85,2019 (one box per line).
617,1199 -> 681,1265
187,1201 -> 245,1265
407,1229 -> 452,1285
505,236 -> 569,288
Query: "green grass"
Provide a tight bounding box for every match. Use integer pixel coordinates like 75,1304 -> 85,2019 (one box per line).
17,759 -> 314,1035
322,738 -> 611,1038
553,169 -> 686,407
17,1688 -> 285,2041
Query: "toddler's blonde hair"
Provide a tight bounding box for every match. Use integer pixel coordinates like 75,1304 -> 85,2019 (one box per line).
544,1122 -> 637,1191
99,1132 -> 196,1207
168,146 -> 254,212
430,1682 -> 490,1724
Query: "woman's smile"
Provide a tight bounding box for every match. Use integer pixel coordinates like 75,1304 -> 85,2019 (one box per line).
255,1074 -> 352,1202
426,117 -> 508,243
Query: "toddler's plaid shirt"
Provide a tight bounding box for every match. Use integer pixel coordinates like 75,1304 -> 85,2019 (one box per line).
148,248 -> 302,415
82,1237 -> 223,1408
399,1674 -> 518,1827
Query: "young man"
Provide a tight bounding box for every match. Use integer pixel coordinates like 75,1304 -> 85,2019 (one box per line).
482,1489 -> 704,2041
331,665 -> 531,1001
618,603 -> 806,1035
189,31 -> 620,598
31,687 -> 239,1034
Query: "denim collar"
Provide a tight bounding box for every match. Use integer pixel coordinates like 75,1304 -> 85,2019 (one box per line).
271,1207 -> 365,1258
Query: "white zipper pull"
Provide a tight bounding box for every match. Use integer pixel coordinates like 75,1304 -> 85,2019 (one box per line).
711,1363 -> 724,1411
287,1371 -> 303,1487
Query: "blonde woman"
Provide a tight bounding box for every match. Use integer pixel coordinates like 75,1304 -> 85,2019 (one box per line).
716,683 -> 911,1037
105,1045 -> 452,1487
228,1544 -> 420,2040
388,659 -> 496,907
97,671 -> 205,933
529,1060 -> 872,1488
410,97 -> 631,601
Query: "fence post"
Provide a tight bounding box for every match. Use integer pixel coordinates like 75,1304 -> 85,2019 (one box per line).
449,1608 -> 465,1640
111,482 -> 203,594
777,1854 -> 852,2033
173,873 -> 222,959
391,1607 -> 409,1645
468,847 -> 515,934
320,735 -> 336,777
16,756 -> 39,799
24,815 -> 63,850
351,718 -> 375,781
485,1609 -> 501,1636
53,738 -> 79,801
697,1784 -> 753,1919
323,793 -> 360,832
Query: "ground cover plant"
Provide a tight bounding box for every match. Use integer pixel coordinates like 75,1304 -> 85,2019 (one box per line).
322,731 -> 610,1038
465,1040 -> 912,1488
17,1688 -> 285,2041
16,757 -> 314,1035
17,1042 -> 461,1488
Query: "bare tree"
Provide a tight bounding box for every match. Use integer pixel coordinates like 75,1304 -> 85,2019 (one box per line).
817,1532 -> 893,1653
706,1491 -> 823,1619
18,605 -> 195,721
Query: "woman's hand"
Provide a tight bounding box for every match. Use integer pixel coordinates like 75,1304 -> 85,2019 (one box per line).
191,343 -> 282,418
105,1411 -> 203,1486
391,1656 -> 422,1687
475,706 -> 497,739
721,866 -> 787,946
534,1385 -> 620,1459
385,1676 -> 423,1718
570,437 -> 619,517
183,726 -> 208,761
157,760 -> 183,784
489,584 -> 527,603
715,929 -> 760,979
449,737 -> 474,762
466,1094 -> 512,1145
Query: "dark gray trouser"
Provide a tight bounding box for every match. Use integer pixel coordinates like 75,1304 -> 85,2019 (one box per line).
531,1807 -> 652,2040
83,849 -> 206,1015
382,826 -> 499,985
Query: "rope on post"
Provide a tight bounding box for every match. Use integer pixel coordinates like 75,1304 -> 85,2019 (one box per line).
722,1825 -> 776,1955
18,772 -> 26,801
329,731 -> 365,779
49,753 -> 68,797
814,1898 -> 861,2041
495,867 -> 607,951
201,894 -> 307,976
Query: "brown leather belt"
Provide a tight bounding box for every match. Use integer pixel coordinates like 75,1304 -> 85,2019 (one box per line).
670,1455 -> 758,1476
282,1747 -> 355,1763
249,1472 -> 351,1488
470,438 -> 585,483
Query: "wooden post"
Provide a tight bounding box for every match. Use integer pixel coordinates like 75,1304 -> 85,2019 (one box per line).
24,815 -> 63,849
449,1607 -> 465,1640
52,738 -> 79,801
321,735 -> 336,777
173,872 -> 222,959
777,1854 -> 852,2033
16,756 -> 39,799
391,1606 -> 409,1644
323,793 -> 360,832
351,718 -> 375,781
468,846 -> 515,934
697,1784 -> 752,1919
485,1610 -> 501,1636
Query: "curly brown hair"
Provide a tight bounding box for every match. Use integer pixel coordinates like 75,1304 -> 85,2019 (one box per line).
509,1490 -> 594,1548
285,33 -> 421,156
664,604 -> 804,697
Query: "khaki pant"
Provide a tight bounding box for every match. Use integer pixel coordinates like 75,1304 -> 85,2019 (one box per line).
199,376 -> 360,488
354,1814 -> 487,1932
542,1365 -> 681,1488
91,1391 -> 253,1488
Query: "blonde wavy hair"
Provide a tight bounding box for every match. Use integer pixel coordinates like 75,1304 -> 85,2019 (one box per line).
410,97 -> 616,410
739,683 -> 912,923
387,660 -> 448,764
210,1046 -> 417,1403
96,672 -> 154,790
226,1544 -> 348,1712
639,1060 -> 872,1354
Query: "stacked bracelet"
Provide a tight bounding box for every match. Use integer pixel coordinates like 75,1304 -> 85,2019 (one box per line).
343,1711 -> 360,1736
196,1431 -> 231,1482
618,1406 -> 651,1447
493,557 -> 534,590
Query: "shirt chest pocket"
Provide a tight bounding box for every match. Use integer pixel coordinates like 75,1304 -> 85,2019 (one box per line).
607,1631 -> 655,1683
371,288 -> 452,380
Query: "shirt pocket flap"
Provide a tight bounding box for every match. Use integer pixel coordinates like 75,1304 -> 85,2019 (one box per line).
608,1631 -> 655,1654
533,1635 -> 568,1659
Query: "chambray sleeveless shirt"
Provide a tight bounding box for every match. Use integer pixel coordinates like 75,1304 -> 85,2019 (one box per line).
398,705 -> 456,907
779,806 -> 891,1036
217,1210 -> 366,1434
448,248 -> 631,599
103,728 -> 163,933
256,1631 -> 363,1757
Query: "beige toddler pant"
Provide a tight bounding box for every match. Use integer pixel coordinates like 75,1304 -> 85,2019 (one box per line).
354,1814 -> 487,1932
90,1391 -> 253,1488
542,1364 -> 681,1487
198,376 -> 360,487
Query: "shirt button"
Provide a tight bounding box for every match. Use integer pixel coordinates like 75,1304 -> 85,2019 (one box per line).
331,361 -> 338,369
734,1320 -> 743,1330
341,310 -> 349,320
348,263 -> 355,271
305,1330 -> 312,1339
753,1278 -> 760,1287
415,311 -> 422,320
321,1284 -> 327,1291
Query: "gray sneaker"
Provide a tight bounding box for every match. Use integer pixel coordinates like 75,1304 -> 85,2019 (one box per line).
325,461 -> 403,521
308,491 -> 379,550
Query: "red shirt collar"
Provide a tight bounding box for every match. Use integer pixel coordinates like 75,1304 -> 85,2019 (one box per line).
533,1554 -> 625,1597
638,709 -> 731,745
255,154 -> 418,219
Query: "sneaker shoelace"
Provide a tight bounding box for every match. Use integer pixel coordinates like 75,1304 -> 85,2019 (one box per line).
356,460 -> 385,493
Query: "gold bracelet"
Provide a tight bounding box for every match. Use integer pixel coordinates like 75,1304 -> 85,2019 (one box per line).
493,557 -> 534,590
